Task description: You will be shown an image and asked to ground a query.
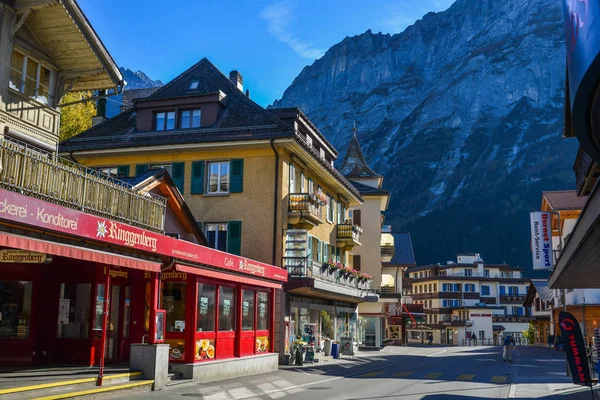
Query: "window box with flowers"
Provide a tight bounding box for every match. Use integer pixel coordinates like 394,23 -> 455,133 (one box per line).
310,190 -> 328,207
358,273 -> 373,283
339,265 -> 359,281
323,260 -> 343,275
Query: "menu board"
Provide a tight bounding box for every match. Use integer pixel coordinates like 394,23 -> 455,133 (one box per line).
199,297 -> 209,316
58,299 -> 70,324
340,336 -> 354,356
223,299 -> 231,316
242,301 -> 250,317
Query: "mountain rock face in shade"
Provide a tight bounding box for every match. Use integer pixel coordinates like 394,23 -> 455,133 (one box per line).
119,67 -> 164,89
272,0 -> 576,273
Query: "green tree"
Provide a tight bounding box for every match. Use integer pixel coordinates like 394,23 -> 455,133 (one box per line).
522,323 -> 535,345
59,91 -> 96,141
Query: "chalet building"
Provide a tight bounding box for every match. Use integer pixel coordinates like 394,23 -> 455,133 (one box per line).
523,279 -> 553,346
406,253 -> 533,345
59,58 -> 372,362
337,128 -> 393,348
0,2 -> 284,390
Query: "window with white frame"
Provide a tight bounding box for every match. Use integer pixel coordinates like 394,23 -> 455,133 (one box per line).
180,109 -> 201,129
207,161 -> 230,194
464,269 -> 472,277
10,50 -> 55,105
300,173 -> 305,193
205,223 -> 227,251
289,164 -> 296,193
97,167 -> 119,177
155,111 -> 175,130
149,163 -> 172,176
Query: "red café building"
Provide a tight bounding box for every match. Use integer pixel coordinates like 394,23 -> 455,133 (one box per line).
0,167 -> 286,369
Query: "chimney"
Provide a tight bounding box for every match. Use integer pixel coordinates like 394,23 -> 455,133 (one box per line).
245,89 -> 250,98
229,70 -> 243,91
92,89 -> 107,126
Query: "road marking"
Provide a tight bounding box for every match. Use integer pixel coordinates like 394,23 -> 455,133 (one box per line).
457,374 -> 475,381
394,372 -> 414,377
491,376 -> 507,383
424,373 -> 443,379
356,371 -> 384,378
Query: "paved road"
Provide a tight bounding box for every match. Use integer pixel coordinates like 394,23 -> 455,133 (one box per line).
123,345 -> 598,400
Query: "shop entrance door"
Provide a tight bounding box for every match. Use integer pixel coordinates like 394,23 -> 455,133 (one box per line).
104,284 -> 131,363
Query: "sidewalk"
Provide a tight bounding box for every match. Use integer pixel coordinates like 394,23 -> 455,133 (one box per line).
508,345 -> 596,399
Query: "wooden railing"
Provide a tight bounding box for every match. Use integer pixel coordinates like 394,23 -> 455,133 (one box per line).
337,223 -> 361,243
288,193 -> 322,218
0,138 -> 166,232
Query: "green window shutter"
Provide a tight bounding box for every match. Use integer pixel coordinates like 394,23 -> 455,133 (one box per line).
171,162 -> 185,193
317,240 -> 322,263
116,165 -> 130,177
307,235 -> 312,259
227,221 -> 242,255
135,164 -> 149,176
191,161 -> 205,194
230,159 -> 244,193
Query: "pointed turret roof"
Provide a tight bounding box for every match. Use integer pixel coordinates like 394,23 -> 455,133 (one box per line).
339,130 -> 381,179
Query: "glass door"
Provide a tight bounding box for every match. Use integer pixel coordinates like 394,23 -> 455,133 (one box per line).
105,285 -> 120,362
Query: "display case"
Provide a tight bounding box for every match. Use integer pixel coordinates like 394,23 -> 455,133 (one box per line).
283,230 -> 309,277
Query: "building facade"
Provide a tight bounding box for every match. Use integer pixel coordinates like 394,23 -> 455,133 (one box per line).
60,59 -> 373,360
523,280 -> 554,346
406,253 -> 533,345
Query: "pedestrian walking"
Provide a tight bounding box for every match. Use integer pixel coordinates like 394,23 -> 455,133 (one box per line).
503,334 -> 515,362
471,332 -> 477,346
428,333 -> 433,345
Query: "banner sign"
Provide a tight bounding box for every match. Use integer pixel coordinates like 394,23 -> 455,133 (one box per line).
0,188 -> 287,282
559,311 -> 591,386
530,212 -> 553,270
0,249 -> 49,264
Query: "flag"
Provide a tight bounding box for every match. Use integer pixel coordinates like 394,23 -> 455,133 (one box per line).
558,311 -> 591,386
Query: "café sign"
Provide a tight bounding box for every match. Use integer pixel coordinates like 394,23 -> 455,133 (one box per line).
0,250 -> 49,264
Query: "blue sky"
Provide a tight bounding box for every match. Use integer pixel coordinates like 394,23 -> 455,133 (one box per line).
79,0 -> 455,107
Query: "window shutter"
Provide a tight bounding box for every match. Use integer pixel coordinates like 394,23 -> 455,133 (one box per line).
307,235 -> 313,259
352,254 -> 361,271
352,209 -> 362,227
317,240 -> 322,263
171,162 -> 185,193
191,161 -> 205,194
117,165 -> 130,177
135,164 -> 149,176
230,159 -> 244,193
227,221 -> 242,255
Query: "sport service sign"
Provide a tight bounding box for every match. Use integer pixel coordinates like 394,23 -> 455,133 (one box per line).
530,212 -> 553,270
558,311 -> 591,386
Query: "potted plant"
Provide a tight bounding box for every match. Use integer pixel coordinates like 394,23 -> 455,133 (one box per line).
358,273 -> 373,283
310,189 -> 328,207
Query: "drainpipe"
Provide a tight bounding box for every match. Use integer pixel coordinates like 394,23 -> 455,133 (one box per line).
270,138 -> 279,266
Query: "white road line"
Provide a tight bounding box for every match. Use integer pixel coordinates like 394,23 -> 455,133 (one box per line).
211,348 -> 449,400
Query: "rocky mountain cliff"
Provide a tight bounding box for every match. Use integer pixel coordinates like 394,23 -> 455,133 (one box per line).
272,0 -> 577,271
120,67 -> 164,89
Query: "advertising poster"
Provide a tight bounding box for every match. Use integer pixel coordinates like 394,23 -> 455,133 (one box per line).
166,339 -> 186,361
340,336 -> 354,356
529,212 -> 553,269
58,299 -> 70,324
223,299 -> 231,316
199,297 -> 209,316
195,339 -> 215,361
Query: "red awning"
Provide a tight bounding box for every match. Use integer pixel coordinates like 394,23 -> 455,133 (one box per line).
175,264 -> 282,289
0,232 -> 161,272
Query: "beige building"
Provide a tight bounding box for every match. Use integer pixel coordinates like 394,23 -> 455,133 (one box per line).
60,60 -> 372,360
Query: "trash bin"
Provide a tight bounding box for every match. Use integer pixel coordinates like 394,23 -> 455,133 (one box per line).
332,343 -> 339,359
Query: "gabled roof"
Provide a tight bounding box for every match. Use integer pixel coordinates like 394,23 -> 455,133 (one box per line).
384,232 -> 416,266
542,190 -> 588,210
60,58 -> 294,152
530,279 -> 553,302
350,180 -> 389,196
339,133 -> 381,179
120,169 -> 208,246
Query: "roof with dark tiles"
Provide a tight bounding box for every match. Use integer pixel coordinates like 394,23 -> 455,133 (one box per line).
349,180 -> 389,196
60,58 -> 362,200
339,133 -> 381,179
384,232 -> 416,266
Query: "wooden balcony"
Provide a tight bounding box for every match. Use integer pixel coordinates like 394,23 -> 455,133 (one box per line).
1,89 -> 60,150
288,193 -> 324,229
0,138 -> 166,232
574,146 -> 600,196
336,224 -> 361,250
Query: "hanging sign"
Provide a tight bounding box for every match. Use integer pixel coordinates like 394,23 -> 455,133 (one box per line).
559,311 -> 592,385
0,250 -> 49,264
530,212 -> 553,269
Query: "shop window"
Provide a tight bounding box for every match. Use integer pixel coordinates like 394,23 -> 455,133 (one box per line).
94,284 -> 105,331
241,289 -> 255,331
0,280 -> 33,340
56,283 -> 91,339
162,282 -> 187,332
257,292 -> 270,330
218,286 -> 236,331
197,282 -> 216,332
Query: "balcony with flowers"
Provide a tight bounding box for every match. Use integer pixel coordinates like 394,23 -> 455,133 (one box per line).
288,190 -> 327,229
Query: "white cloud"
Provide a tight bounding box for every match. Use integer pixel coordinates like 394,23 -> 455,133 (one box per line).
260,1 -> 324,59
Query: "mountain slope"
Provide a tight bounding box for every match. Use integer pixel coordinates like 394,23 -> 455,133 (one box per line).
120,67 -> 164,89
272,0 -> 576,271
